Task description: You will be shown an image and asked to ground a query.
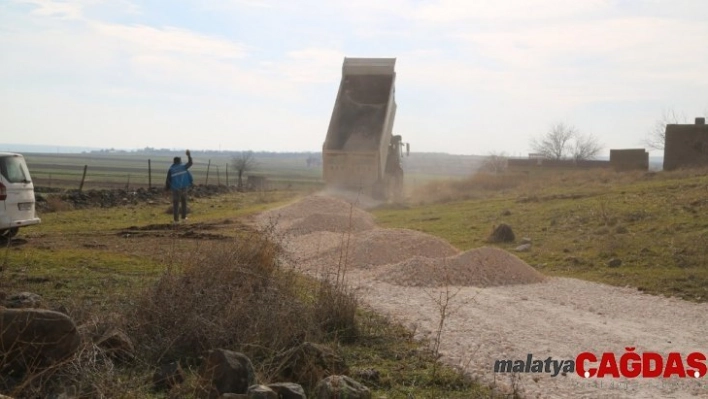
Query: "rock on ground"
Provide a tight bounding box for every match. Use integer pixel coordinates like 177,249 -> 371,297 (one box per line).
200,349 -> 256,395
313,375 -> 371,399
0,308 -> 80,372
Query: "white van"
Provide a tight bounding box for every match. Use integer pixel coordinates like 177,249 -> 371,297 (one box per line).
0,152 -> 41,238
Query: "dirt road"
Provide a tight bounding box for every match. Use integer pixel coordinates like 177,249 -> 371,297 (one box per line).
352,275 -> 708,398
259,195 -> 708,399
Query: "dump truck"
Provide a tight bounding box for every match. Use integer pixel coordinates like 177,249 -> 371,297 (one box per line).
322,57 -> 408,201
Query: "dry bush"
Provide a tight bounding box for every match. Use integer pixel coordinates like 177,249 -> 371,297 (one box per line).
128,230 -> 359,376
314,280 -> 358,343
2,313 -> 149,398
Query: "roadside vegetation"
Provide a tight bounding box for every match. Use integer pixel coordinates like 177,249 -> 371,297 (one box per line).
375,167 -> 708,302
1,189 -> 502,398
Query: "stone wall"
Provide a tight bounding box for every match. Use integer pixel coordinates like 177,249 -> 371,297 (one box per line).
609,149 -> 648,171
507,158 -> 610,171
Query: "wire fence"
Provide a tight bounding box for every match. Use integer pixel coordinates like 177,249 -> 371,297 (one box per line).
26,158 -> 322,192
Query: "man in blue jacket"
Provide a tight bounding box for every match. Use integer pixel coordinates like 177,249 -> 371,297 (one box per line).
165,150 -> 194,223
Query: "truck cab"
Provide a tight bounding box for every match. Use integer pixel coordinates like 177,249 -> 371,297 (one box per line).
0,152 -> 41,238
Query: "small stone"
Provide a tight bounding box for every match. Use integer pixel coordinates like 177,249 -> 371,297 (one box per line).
607,258 -> 622,268
3,292 -> 43,309
514,243 -> 531,252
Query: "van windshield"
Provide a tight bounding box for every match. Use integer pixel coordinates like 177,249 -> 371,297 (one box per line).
0,155 -> 31,183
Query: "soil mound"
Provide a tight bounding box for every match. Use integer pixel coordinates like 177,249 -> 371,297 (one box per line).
378,247 -> 545,287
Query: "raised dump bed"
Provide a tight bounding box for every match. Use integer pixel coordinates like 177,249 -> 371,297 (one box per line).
322,58 -> 401,199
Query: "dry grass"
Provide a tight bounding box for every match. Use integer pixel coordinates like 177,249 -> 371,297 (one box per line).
127,229 -> 359,386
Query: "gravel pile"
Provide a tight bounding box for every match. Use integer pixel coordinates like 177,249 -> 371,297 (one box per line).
284,213 -> 375,235
313,228 -> 459,270
377,247 -> 545,287
258,195 -> 374,234
262,195 -> 543,288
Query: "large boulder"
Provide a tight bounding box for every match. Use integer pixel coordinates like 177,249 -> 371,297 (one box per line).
0,308 -> 80,373
314,375 -> 370,399
267,382 -> 306,399
200,349 -> 256,395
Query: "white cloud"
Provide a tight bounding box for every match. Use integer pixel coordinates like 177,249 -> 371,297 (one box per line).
277,48 -> 346,83
409,0 -> 610,23
92,22 -> 249,59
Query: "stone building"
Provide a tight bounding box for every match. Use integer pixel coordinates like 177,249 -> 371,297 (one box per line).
663,117 -> 708,171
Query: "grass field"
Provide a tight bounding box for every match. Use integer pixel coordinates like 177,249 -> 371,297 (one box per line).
23,151 -> 324,191
373,167 -> 708,302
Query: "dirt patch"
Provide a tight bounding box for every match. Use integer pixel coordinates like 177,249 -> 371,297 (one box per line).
117,224 -> 230,241
376,247 -> 546,287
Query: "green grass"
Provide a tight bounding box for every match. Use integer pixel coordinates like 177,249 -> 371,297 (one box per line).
375,168 -> 708,302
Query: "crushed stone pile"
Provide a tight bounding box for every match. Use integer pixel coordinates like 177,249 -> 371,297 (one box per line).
258,194 -> 545,289
284,213 -> 375,235
313,228 -> 460,270
282,231 -> 350,262
377,247 -> 545,287
256,195 -> 374,234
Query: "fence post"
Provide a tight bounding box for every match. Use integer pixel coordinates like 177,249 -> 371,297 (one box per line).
126,174 -> 131,191
79,165 -> 88,192
216,166 -> 221,186
148,159 -> 152,189
225,164 -> 229,187
205,159 -> 211,185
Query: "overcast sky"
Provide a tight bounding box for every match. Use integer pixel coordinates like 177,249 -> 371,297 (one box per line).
2,0 -> 707,155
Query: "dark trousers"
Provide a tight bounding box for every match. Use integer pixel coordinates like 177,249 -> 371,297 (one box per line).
172,188 -> 188,221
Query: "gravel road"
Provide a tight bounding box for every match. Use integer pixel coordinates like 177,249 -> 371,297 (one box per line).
258,194 -> 708,399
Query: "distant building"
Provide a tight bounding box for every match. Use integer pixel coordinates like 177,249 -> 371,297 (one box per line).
663,117 -> 708,171
610,149 -> 649,171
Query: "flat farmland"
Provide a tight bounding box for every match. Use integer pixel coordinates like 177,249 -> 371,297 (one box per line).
22,152 -> 325,190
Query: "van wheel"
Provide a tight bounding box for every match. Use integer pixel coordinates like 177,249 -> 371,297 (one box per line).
0,228 -> 19,239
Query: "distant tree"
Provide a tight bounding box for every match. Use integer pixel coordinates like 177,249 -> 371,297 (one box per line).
231,151 -> 257,191
571,133 -> 604,161
481,151 -> 508,174
530,123 -> 577,160
645,108 -> 687,151
530,123 -> 603,161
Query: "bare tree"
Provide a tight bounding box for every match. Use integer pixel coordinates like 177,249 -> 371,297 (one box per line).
645,108 -> 686,151
530,123 -> 577,160
571,133 -> 604,161
530,123 -> 603,161
481,151 -> 508,174
231,151 -> 257,191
